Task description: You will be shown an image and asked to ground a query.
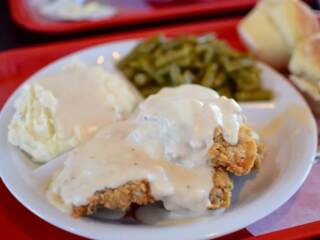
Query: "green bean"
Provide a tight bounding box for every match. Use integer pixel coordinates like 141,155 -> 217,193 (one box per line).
182,70 -> 194,84
233,70 -> 260,91
217,85 -> 232,98
117,34 -> 272,101
203,47 -> 215,65
235,90 -> 273,101
140,86 -> 162,97
191,57 -> 205,69
155,65 -> 172,76
169,65 -> 184,86
201,63 -> 218,88
134,35 -> 164,54
151,71 -> 167,85
195,43 -> 214,54
220,57 -> 253,73
121,68 -> 134,79
133,73 -> 149,86
160,36 -> 197,51
155,45 -> 192,68
213,71 -> 226,88
175,57 -> 192,68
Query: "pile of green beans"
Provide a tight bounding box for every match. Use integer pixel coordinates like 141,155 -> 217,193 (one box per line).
117,34 -> 272,101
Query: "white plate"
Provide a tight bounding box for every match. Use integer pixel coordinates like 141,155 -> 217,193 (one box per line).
0,40 -> 318,240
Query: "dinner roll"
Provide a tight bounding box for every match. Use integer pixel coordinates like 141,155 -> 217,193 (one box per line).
238,5 -> 290,69
238,0 -> 319,69
268,0 -> 319,50
289,33 -> 320,100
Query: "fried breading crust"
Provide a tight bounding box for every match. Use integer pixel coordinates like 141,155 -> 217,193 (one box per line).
209,125 -> 261,176
72,180 -> 155,217
72,124 -> 261,217
209,167 -> 233,209
72,168 -> 233,217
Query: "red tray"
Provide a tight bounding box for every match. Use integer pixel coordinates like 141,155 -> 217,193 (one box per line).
1,17 -> 319,240
9,0 -> 257,34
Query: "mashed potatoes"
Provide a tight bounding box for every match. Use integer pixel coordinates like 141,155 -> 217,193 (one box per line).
8,59 -> 141,163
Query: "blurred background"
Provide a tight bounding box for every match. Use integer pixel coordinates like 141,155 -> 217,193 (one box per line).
1,0 -> 317,51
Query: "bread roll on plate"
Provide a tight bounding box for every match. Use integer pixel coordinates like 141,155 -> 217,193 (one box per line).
289,33 -> 320,116
238,0 -> 319,70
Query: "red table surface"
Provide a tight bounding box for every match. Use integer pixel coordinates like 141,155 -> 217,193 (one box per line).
8,0 -> 316,35
0,17 -> 319,240
9,0 -> 257,34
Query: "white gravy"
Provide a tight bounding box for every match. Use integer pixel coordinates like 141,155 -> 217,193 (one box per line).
48,85 -> 244,212
38,60 -> 139,141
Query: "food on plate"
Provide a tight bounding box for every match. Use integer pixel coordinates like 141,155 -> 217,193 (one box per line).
8,59 -> 141,163
117,35 -> 272,101
210,125 -> 263,176
289,33 -> 320,116
31,0 -> 117,21
289,33 -> 320,100
47,85 -> 263,216
238,0 -> 319,69
72,167 -> 233,217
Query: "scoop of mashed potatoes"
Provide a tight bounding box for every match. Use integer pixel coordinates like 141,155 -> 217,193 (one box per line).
8,59 -> 142,163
